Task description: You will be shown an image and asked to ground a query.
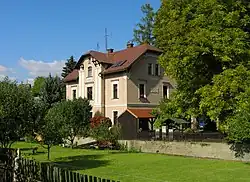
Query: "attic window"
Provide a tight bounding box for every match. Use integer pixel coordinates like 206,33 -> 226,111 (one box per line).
110,60 -> 126,68
88,58 -> 91,64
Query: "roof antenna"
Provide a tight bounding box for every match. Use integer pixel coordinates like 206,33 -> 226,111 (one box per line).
96,42 -> 100,51
104,28 -> 112,51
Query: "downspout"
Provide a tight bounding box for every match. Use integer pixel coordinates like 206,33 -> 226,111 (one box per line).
103,73 -> 105,116
98,72 -> 105,116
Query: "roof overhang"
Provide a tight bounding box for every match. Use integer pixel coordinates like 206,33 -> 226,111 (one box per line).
126,108 -> 154,119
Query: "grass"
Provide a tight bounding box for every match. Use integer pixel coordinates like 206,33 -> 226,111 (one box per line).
13,142 -> 250,182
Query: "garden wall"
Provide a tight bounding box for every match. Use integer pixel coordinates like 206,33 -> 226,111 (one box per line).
119,140 -> 250,161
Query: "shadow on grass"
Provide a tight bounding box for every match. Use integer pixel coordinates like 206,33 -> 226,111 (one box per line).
49,154 -> 110,170
19,147 -> 34,151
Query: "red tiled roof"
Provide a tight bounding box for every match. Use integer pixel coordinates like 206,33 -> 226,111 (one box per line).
65,43 -> 162,82
127,108 -> 154,118
103,43 -> 162,74
63,69 -> 79,82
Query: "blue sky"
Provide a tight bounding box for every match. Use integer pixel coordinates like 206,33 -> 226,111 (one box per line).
0,0 -> 160,83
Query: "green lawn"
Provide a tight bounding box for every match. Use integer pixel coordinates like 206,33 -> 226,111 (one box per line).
13,142 -> 250,182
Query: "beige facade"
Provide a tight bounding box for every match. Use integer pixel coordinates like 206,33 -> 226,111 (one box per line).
127,53 -> 171,107
65,48 -> 172,125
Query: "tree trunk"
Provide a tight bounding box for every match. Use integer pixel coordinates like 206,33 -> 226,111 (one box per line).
191,117 -> 198,131
71,139 -> 74,149
47,145 -> 50,160
216,118 -> 219,131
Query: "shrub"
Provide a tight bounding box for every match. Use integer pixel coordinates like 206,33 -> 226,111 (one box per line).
90,116 -> 112,128
90,121 -> 121,149
184,128 -> 194,134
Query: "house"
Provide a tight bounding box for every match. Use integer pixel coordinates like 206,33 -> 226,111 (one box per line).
64,42 -> 173,139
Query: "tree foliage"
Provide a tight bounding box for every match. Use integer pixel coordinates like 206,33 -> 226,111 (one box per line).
40,74 -> 64,109
133,3 -> 155,45
61,56 -> 76,78
40,106 -> 65,160
31,76 -> 45,97
47,98 -> 92,148
0,78 -> 35,148
197,65 -> 250,132
153,0 -> 250,123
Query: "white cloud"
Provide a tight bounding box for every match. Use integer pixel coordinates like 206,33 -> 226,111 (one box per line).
25,78 -> 34,86
0,65 -> 7,72
19,57 -> 65,77
0,65 -> 16,81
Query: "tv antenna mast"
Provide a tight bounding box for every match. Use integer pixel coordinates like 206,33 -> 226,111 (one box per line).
96,42 -> 100,51
104,28 -> 112,51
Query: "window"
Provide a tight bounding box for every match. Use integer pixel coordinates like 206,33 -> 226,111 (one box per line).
87,87 -> 93,100
72,89 -> 76,99
148,63 -> 153,75
139,84 -> 145,98
88,57 -> 91,64
163,85 -> 169,99
155,64 -> 159,76
113,111 -> 118,125
89,112 -> 93,118
113,84 -> 118,99
87,66 -> 92,77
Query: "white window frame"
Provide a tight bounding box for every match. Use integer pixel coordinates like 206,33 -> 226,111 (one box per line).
148,63 -> 153,75
163,83 -> 170,99
138,83 -> 146,98
86,86 -> 93,100
112,80 -> 119,99
72,89 -> 77,99
155,64 -> 160,76
112,110 -> 119,125
87,66 -> 92,77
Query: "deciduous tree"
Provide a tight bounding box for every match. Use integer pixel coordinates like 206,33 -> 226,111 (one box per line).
40,106 -> 65,160
43,98 -> 92,148
40,74 -> 64,109
0,78 -> 35,148
198,65 -> 250,132
31,76 -> 45,97
153,0 -> 250,124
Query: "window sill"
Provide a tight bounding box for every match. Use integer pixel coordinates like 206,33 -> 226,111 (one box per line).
112,98 -> 119,100
86,76 -> 93,78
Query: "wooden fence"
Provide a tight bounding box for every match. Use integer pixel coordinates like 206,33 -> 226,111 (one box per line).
0,148 -> 120,182
18,158 -> 120,182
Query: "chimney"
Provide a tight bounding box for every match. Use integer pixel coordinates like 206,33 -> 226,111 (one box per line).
107,48 -> 114,53
127,41 -> 134,48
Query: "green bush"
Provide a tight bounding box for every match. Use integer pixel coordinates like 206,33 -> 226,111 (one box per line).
184,128 -> 194,134
90,122 -> 121,149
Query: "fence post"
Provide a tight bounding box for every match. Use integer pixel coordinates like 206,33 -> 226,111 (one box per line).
89,175 -> 93,182
85,174 -> 88,182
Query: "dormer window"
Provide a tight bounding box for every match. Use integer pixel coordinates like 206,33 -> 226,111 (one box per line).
88,66 -> 92,77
